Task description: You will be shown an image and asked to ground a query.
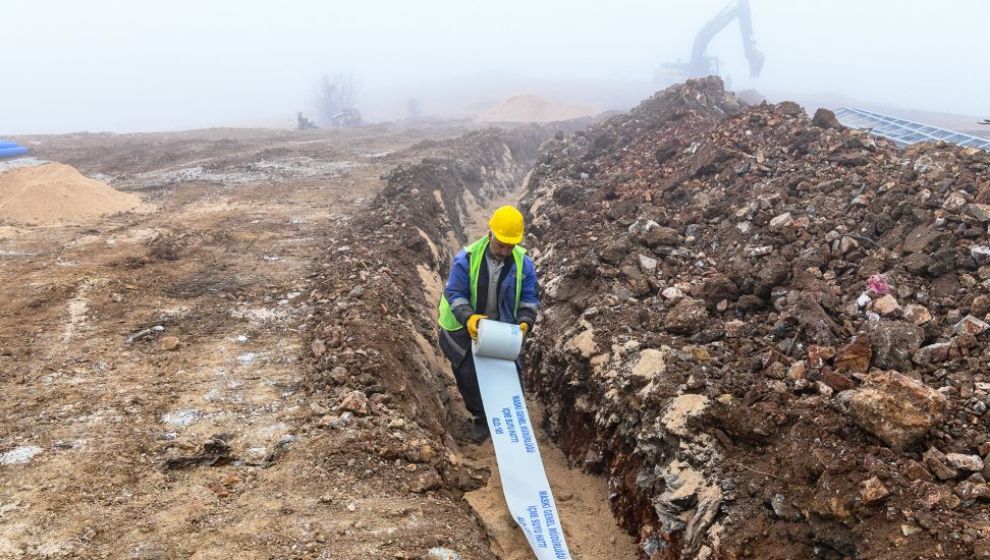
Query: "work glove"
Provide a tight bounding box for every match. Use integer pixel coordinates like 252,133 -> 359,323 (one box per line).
518,321 -> 531,335
466,314 -> 487,339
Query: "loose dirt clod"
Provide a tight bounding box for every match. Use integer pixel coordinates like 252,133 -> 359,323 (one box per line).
0,162 -> 146,226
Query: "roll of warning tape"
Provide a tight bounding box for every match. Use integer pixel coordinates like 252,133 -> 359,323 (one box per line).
473,319 -> 572,560
473,319 -> 523,360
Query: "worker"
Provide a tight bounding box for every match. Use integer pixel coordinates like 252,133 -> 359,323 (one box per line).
437,205 -> 539,443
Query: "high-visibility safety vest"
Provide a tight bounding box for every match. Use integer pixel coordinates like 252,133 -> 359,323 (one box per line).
437,236 -> 526,331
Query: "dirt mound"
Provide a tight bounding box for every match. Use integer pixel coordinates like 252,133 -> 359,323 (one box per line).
478,94 -> 598,123
521,77 -> 990,559
0,162 -> 145,226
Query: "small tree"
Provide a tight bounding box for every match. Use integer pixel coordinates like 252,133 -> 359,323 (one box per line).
315,73 -> 360,128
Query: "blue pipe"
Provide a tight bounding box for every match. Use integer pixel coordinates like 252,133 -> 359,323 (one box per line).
0,146 -> 28,159
0,141 -> 21,149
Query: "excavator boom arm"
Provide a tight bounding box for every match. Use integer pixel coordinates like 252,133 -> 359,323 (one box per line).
735,0 -> 765,77
686,0 -> 764,78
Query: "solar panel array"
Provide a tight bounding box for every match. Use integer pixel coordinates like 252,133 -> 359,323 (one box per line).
834,107 -> 990,150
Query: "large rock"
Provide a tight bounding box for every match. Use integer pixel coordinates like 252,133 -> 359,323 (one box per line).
968,203 -> 990,223
768,212 -> 794,231
631,347 -> 669,380
638,254 -> 659,274
866,320 -> 924,372
946,453 -> 984,472
903,304 -> 933,326
652,459 -> 722,535
565,327 -> 598,358
971,246 -> 990,266
823,371 -> 856,391
700,274 -> 738,310
844,371 -> 948,450
754,258 -> 790,299
943,191 -> 967,211
871,295 -> 901,318
972,295 -> 990,318
631,218 -> 679,247
954,481 -> 990,502
662,286 -> 685,300
834,335 -> 872,373
923,447 -> 959,480
665,297 -> 709,335
912,342 -> 953,366
859,476 -> 890,504
903,223 -> 946,254
338,390 -> 370,416
902,252 -> 931,275
955,315 -> 990,336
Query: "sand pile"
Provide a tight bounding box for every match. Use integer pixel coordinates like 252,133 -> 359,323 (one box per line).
477,94 -> 597,123
0,163 -> 145,226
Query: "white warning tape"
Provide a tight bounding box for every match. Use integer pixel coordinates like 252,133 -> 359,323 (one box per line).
473,319 -> 572,560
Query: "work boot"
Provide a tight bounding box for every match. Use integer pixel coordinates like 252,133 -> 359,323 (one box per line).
470,416 -> 490,443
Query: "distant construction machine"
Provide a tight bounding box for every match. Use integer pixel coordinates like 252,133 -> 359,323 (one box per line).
981,119 -> 990,126
297,111 -> 318,130
658,0 -> 764,82
329,108 -> 362,129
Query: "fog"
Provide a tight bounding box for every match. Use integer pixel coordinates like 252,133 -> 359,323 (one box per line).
2,0 -> 987,134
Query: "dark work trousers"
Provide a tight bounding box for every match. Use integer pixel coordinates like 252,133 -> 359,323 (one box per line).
438,326 -> 523,420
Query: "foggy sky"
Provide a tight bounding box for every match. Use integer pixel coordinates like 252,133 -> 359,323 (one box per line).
2,0 -> 987,134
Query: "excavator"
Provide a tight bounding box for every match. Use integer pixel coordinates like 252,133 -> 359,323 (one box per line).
657,0 -> 764,82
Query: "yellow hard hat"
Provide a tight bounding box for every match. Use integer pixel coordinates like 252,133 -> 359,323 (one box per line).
489,205 -> 524,245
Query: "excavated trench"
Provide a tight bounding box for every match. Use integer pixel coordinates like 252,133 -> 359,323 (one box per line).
445,180 -> 640,560
308,125 -> 639,559
309,79 -> 990,560
414,144 -> 641,558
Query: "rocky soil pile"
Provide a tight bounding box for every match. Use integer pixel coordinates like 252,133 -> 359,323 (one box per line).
520,77 -> 990,559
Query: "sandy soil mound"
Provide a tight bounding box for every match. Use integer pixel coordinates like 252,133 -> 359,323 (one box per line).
478,94 -> 598,123
0,162 -> 145,226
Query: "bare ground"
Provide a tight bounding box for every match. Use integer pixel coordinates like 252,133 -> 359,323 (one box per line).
0,126 -> 494,559
1,124 -> 637,560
